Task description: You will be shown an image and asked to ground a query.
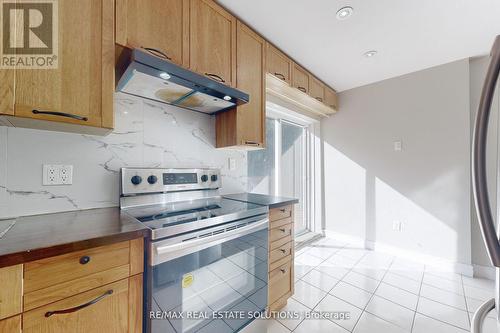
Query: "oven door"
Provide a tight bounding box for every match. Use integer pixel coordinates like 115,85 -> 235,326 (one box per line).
148,215 -> 269,333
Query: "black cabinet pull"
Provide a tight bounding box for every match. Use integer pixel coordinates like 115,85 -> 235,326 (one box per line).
32,110 -> 88,121
204,73 -> 225,83
45,290 -> 113,317
274,72 -> 286,81
279,208 -> 286,213
280,268 -> 286,274
79,256 -> 90,265
279,249 -> 286,253
297,86 -> 307,93
244,140 -> 260,146
142,47 -> 171,60
279,228 -> 286,232
315,97 -> 323,102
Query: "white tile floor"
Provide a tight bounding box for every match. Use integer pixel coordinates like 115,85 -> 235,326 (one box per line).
241,237 -> 500,333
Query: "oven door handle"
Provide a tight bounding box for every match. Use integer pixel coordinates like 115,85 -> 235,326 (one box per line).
154,218 -> 269,261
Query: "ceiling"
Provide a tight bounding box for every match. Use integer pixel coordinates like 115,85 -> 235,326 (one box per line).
218,0 -> 500,92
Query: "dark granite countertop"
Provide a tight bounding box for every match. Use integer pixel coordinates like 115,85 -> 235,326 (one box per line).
222,193 -> 298,209
0,207 -> 149,268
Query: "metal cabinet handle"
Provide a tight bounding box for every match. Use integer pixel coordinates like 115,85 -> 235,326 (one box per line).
32,110 -> 88,121
315,97 -> 323,102
45,290 -> 113,317
143,47 -> 172,60
279,208 -> 286,213
279,249 -> 286,253
274,73 -> 286,81
279,228 -> 286,232
472,35 -> 500,267
204,73 -> 225,83
244,141 -> 260,146
280,268 -> 286,274
79,256 -> 90,265
297,86 -> 307,93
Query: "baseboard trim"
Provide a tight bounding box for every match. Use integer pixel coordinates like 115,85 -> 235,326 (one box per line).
473,264 -> 496,280
323,230 -> 474,277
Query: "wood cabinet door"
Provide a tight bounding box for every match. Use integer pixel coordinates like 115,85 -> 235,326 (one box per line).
14,0 -> 114,129
23,280 -> 129,333
266,43 -> 292,84
324,86 -> 338,110
189,0 -> 236,86
0,315 -> 21,333
0,69 -> 14,115
115,0 -> 189,67
0,265 -> 23,320
309,76 -> 325,103
236,22 -> 265,147
292,63 -> 309,94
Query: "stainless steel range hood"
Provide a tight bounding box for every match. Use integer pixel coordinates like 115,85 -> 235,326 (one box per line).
116,48 -> 249,114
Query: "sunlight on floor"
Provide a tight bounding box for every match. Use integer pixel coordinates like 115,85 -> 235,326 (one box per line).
241,236 -> 499,333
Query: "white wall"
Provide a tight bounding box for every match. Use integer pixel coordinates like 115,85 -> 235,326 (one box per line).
0,93 -> 248,219
322,59 -> 472,266
469,56 -> 500,269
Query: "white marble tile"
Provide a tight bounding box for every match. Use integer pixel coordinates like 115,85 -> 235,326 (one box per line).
326,254 -> 359,268
417,297 -> 470,330
420,284 -> 467,310
294,316 -> 349,333
304,246 -> 337,260
422,273 -> 464,295
330,281 -> 373,309
353,311 -> 408,333
275,298 -> 309,330
375,282 -> 418,310
352,267 -> 387,281
292,280 -> 327,309
314,295 -> 363,331
301,269 -> 339,292
240,319 -> 290,333
461,276 -> 495,291
315,263 -> 350,280
466,297 -> 497,319
383,272 -> 421,294
412,313 -> 468,333
295,253 -> 324,267
365,295 -> 414,331
463,284 -> 495,302
342,271 -> 381,293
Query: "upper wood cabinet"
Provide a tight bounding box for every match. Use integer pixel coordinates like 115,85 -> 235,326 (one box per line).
115,0 -> 189,67
309,76 -> 325,103
292,63 -> 309,95
0,69 -> 14,116
216,22 -> 265,148
12,0 -> 114,132
189,0 -> 236,87
266,43 -> 292,85
324,85 -> 338,110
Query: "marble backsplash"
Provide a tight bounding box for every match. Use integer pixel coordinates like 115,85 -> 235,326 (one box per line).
0,93 -> 248,218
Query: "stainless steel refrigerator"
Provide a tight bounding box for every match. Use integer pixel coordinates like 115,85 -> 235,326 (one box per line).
472,35 -> 500,332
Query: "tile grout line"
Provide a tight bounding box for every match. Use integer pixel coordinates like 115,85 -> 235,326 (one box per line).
460,274 -> 472,327
349,255 -> 395,332
409,265 -> 425,332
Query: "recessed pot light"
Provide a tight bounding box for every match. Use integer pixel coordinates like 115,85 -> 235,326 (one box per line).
363,50 -> 378,58
159,72 -> 171,80
336,6 -> 353,20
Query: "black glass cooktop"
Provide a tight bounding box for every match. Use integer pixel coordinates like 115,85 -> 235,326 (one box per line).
124,197 -> 265,231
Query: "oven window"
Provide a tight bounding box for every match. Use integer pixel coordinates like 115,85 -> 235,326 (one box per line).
151,228 -> 268,333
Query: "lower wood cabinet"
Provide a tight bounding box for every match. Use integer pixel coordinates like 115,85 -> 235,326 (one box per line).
268,205 -> 295,311
0,238 -> 144,333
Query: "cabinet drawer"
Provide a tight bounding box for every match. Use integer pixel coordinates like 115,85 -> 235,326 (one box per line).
269,223 -> 293,243
23,279 -> 129,333
269,241 -> 293,264
24,241 -> 130,293
269,205 -> 292,222
268,260 -> 292,305
0,265 -> 22,320
0,315 -> 21,333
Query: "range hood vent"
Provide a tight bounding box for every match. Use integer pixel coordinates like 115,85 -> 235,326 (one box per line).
116,49 -> 249,114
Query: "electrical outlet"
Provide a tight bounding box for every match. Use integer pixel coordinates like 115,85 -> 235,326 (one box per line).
43,164 -> 73,185
228,158 -> 236,171
394,141 -> 402,152
60,165 -> 73,184
392,221 -> 402,232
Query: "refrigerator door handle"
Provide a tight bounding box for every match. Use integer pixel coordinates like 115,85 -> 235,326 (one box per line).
471,298 -> 495,333
472,35 -> 500,267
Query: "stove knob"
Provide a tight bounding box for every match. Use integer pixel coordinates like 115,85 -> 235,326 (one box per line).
211,175 -> 218,182
201,175 -> 208,182
147,175 -> 158,184
131,175 -> 142,185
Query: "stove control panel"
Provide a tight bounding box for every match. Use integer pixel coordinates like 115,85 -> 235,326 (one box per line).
121,168 -> 221,196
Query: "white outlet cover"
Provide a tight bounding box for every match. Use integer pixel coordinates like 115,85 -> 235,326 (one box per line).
60,165 -> 73,185
43,164 -> 73,185
394,141 -> 402,152
228,158 -> 236,171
